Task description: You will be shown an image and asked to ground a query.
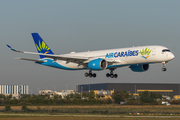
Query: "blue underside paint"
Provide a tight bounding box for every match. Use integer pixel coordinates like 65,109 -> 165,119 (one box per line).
107,64 -> 128,69
36,59 -> 86,70
35,58 -> 152,71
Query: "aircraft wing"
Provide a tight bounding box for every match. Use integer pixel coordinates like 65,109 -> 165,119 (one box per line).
7,44 -> 88,61
15,58 -> 45,63
7,44 -> 121,64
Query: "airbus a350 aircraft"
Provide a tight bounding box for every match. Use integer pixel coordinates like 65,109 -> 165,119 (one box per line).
7,33 -> 175,78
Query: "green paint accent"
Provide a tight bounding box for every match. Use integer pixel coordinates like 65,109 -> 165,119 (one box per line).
35,40 -> 51,52
39,41 -> 42,49
42,41 -> 45,49
140,47 -> 152,56
36,44 -> 41,51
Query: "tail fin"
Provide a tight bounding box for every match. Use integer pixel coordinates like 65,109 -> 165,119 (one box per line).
31,33 -> 54,59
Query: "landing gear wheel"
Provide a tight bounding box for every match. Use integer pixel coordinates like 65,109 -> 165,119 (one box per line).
89,73 -> 92,77
162,68 -> 167,71
85,70 -> 97,78
85,73 -> 89,77
106,69 -> 118,78
93,73 -> 96,78
110,74 -> 114,78
114,74 -> 118,78
162,62 -> 167,72
106,73 -> 110,77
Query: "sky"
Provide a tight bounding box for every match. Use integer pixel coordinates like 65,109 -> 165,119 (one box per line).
0,0 -> 180,94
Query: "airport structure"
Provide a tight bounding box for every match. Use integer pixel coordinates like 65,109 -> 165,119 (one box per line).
77,83 -> 180,98
39,90 -> 76,98
0,85 -> 28,99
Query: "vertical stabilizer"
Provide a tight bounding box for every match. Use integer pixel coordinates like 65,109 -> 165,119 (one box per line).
31,33 -> 54,59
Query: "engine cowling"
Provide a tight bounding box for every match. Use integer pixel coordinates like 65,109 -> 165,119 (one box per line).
130,64 -> 149,72
88,59 -> 107,70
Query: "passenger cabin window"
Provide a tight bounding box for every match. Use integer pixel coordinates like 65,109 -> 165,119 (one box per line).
162,49 -> 170,52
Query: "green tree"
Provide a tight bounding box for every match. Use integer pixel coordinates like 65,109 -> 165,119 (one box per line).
87,91 -> 95,100
58,95 -> 62,99
106,98 -> 113,104
0,94 -> 5,100
7,94 -> 12,100
64,94 -> 71,102
74,93 -> 81,99
69,93 -> 74,98
54,94 -> 62,99
111,90 -> 129,104
139,91 -> 155,103
139,91 -> 162,103
153,93 -> 162,99
82,93 -> 87,98
10,99 -> 18,105
5,105 -> 11,111
72,98 -> 78,104
22,94 -> 31,100
22,105 -> 27,112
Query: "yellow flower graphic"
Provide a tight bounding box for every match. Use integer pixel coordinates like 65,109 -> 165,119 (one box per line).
140,48 -> 152,59
36,41 -> 50,54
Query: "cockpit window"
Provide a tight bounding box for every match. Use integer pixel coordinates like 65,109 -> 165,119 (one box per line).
162,49 -> 171,52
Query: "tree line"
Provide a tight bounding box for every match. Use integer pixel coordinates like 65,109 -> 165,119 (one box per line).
0,90 -> 178,105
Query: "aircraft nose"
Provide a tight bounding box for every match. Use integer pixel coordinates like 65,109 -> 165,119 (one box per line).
169,53 -> 175,60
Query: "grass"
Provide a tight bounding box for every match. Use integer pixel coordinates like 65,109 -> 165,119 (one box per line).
0,105 -> 180,115
0,116 -> 179,120
28,105 -> 180,113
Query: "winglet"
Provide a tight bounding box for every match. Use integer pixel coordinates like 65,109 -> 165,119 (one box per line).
7,44 -> 23,53
7,44 -> 15,51
7,44 -> 11,49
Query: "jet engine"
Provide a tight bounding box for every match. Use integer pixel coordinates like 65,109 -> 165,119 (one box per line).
130,64 -> 149,72
88,59 -> 107,70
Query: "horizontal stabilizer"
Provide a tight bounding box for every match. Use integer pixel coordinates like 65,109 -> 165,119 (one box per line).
15,58 -> 44,63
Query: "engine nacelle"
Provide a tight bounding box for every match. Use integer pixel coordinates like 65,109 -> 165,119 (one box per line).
130,64 -> 149,72
88,59 -> 107,70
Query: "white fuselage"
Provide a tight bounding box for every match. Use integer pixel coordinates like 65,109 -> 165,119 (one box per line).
51,45 -> 174,70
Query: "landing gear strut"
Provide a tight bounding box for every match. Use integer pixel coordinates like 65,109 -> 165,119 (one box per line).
106,69 -> 118,78
162,62 -> 167,71
85,70 -> 96,78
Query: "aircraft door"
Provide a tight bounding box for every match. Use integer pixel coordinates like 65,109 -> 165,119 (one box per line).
152,48 -> 156,55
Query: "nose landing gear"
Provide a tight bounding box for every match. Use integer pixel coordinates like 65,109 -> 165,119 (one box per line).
85,70 -> 96,78
106,69 -> 118,78
162,62 -> 167,71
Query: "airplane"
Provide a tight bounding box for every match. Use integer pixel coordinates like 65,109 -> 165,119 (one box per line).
7,33 -> 175,78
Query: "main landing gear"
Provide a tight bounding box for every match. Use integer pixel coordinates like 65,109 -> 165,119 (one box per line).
85,70 -> 96,78
85,69 -> 118,78
162,62 -> 167,71
106,69 -> 118,78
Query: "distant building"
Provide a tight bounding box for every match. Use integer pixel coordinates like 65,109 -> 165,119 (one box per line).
55,90 -> 76,98
77,83 -> 180,98
0,85 -> 28,99
173,95 -> 180,100
94,89 -> 114,99
39,90 -> 54,95
39,90 -> 76,98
